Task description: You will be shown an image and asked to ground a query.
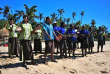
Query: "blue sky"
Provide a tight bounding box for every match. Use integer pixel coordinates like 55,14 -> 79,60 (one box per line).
0,0 -> 110,32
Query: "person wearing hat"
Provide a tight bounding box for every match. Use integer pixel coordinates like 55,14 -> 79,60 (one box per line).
78,26 -> 89,57
7,18 -> 19,58
42,17 -> 60,64
17,15 -> 40,67
97,27 -> 104,52
53,21 -> 60,54
88,27 -> 94,53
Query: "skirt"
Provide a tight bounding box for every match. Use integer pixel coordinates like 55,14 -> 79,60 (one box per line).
81,38 -> 89,49
34,39 -> 42,52
68,40 -> 76,49
103,36 -> 105,45
89,41 -> 94,47
20,40 -> 33,61
98,40 -> 104,46
8,37 -> 19,56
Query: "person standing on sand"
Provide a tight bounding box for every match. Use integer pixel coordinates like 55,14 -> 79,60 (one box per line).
79,26 -> 89,57
53,21 -> 60,54
7,18 -> 19,58
34,23 -> 43,54
97,27 -> 104,52
17,15 -> 40,67
67,24 -> 76,58
43,17 -> 60,64
88,27 -> 94,53
57,22 -> 68,58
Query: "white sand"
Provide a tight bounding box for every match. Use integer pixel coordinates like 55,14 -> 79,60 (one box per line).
0,41 -> 110,74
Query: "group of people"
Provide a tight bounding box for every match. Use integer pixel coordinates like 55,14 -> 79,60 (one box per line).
7,15 -> 105,68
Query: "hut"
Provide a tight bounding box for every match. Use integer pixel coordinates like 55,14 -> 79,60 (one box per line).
0,24 -> 9,46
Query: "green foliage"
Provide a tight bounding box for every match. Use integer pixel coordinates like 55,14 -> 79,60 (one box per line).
66,18 -> 71,27
38,13 -> 43,22
91,19 -> 96,28
3,6 -> 11,19
101,25 -> 109,34
57,9 -> 64,21
50,12 -> 57,21
75,20 -> 81,26
0,19 -> 8,29
80,11 -> 84,25
0,5 -> 109,37
23,4 -> 38,23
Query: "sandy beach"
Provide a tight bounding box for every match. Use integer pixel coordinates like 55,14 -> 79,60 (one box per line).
0,41 -> 110,74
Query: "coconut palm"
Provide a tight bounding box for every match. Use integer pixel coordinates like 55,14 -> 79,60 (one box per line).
75,20 -> 81,26
8,12 -> 19,23
84,24 -> 90,30
0,7 -> 4,14
66,18 -> 71,26
50,12 -> 57,21
3,6 -> 11,20
63,18 -> 66,22
91,19 -> 96,29
15,10 -> 24,22
101,25 -> 109,34
80,11 -> 84,25
38,13 -> 43,23
0,19 -> 7,29
23,4 -> 38,23
72,12 -> 76,23
57,9 -> 64,21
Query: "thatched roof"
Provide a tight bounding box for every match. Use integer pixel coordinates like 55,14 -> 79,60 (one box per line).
0,24 -> 9,37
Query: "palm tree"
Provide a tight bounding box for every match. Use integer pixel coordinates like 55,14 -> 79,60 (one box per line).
101,25 -> 109,34
75,20 -> 81,26
8,12 -> 19,23
24,4 -> 38,23
0,19 -> 7,29
63,18 -> 66,22
3,6 -> 11,20
80,11 -> 84,25
66,18 -> 71,26
38,13 -> 43,23
15,10 -> 24,22
0,7 -> 4,14
84,24 -> 90,30
50,12 -> 57,21
91,19 -> 96,29
72,12 -> 76,23
57,9 -> 64,21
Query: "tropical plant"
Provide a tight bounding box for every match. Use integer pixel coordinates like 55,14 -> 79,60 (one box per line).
50,12 -> 57,21
66,18 -> 71,26
0,19 -> 8,29
57,9 -> 64,21
91,19 -> 96,28
3,6 -> 11,20
0,7 -> 4,14
38,13 -> 43,23
101,25 -> 109,34
80,11 -> 84,25
72,12 -> 76,23
75,20 -> 81,26
15,10 -> 24,22
23,4 -> 38,23
8,12 -> 20,23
